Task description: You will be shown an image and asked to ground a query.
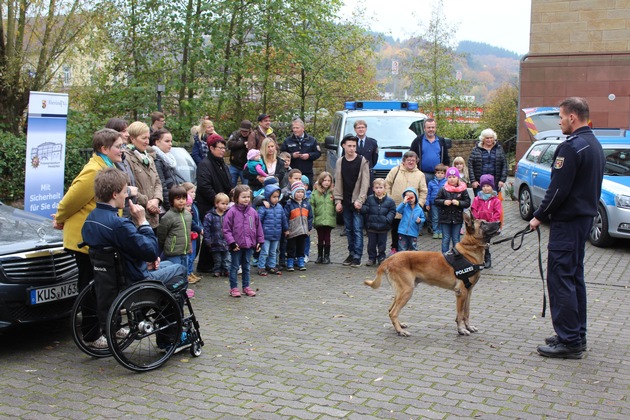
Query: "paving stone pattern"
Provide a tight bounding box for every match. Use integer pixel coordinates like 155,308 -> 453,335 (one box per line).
1,200 -> 629,419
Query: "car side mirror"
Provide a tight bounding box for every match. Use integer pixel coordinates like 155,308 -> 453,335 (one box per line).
324,135 -> 337,150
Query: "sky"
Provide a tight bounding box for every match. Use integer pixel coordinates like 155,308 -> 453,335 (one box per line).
340,0 -> 532,55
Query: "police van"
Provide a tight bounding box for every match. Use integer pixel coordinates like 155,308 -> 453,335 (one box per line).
324,101 -> 428,179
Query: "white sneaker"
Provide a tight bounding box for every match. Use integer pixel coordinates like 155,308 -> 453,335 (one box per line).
116,327 -> 130,339
237,267 -> 242,275
88,336 -> 108,349
304,255 -> 309,263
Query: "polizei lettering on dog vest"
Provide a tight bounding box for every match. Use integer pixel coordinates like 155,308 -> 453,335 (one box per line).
443,248 -> 483,288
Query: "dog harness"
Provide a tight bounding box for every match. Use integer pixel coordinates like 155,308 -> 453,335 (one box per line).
443,248 -> 484,289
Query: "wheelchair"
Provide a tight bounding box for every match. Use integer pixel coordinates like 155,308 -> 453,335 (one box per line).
71,247 -> 203,372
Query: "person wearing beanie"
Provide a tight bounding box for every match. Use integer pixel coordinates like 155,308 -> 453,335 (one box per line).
245,148 -> 269,178
257,184 -> 289,276
227,120 -> 252,187
471,174 -> 502,268
284,181 -> 313,271
299,174 -> 312,262
434,166 -> 470,253
333,134 -> 370,267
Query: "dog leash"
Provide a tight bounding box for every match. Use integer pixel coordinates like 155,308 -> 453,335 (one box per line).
491,226 -> 547,318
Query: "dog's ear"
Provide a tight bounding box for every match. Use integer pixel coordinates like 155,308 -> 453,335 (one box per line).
463,211 -> 474,234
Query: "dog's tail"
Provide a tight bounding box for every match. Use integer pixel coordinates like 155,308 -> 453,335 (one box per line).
364,262 -> 387,289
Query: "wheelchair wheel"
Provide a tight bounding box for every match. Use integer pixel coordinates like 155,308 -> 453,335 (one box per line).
71,282 -> 110,358
190,341 -> 202,357
106,282 -> 183,372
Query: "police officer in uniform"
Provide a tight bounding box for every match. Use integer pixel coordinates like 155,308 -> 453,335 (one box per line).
529,97 -> 604,359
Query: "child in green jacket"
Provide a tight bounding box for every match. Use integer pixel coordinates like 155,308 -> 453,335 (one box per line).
157,185 -> 192,268
310,171 -> 336,264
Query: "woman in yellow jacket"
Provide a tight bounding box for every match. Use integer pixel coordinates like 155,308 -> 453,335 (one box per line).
53,128 -> 130,292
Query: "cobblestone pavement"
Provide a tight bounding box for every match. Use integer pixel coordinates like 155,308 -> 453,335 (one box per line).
1,200 -> 629,419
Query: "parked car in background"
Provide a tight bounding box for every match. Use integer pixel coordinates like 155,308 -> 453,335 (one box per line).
514,128 -> 630,247
323,101 -> 429,179
0,201 -> 79,330
170,146 -> 197,184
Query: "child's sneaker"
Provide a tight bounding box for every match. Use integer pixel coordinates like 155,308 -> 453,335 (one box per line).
268,267 -> 282,275
242,286 -> 256,297
377,257 -> 385,266
432,233 -> 439,239
389,248 -> 397,256
438,233 -> 443,239
258,268 -> 268,276
366,260 -> 375,266
230,288 -> 241,297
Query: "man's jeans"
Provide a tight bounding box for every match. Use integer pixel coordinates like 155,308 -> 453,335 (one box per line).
342,205 -> 363,260
229,165 -> 248,188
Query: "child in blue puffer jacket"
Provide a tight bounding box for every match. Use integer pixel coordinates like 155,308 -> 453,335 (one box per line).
396,187 -> 425,251
257,184 -> 288,276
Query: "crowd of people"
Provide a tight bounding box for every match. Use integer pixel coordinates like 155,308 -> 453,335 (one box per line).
54,97 -> 601,359
54,111 -> 509,299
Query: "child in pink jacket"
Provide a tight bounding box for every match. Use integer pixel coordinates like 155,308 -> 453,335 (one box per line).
471,174 -> 502,268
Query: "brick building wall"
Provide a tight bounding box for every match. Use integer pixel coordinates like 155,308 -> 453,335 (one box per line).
517,0 -> 630,160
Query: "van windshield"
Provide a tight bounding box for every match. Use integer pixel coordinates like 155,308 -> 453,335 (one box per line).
343,115 -> 425,148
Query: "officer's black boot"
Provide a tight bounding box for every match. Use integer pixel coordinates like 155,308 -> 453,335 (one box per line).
484,249 -> 492,269
323,246 -> 331,264
315,245 -> 324,264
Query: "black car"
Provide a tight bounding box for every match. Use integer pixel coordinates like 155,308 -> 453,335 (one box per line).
0,201 -> 79,330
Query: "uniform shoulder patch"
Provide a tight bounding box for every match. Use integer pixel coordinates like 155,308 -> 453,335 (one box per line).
554,157 -> 565,169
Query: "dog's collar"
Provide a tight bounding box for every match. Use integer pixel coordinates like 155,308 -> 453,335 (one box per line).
443,248 -> 484,288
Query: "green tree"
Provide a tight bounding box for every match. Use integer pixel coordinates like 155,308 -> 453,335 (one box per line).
0,0 -> 97,134
406,0 -> 469,127
480,82 -> 518,142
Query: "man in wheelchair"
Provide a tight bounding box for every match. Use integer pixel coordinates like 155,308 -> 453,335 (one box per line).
81,168 -> 188,349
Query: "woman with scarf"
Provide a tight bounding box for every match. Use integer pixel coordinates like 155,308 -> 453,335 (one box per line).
151,128 -> 184,211
195,133 -> 232,272
52,129 -> 126,343
124,121 -> 163,228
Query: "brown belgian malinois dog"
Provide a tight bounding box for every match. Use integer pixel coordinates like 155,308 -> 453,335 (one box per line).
364,213 -> 501,336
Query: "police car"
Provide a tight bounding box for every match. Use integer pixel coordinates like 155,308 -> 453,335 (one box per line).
514,128 -> 630,247
324,101 -> 428,179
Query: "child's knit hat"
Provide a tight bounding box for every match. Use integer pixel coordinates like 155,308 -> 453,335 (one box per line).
301,175 -> 310,187
290,181 -> 306,198
479,174 -> 495,189
186,194 -> 193,206
446,167 -> 460,178
263,176 -> 278,186
247,149 -> 261,160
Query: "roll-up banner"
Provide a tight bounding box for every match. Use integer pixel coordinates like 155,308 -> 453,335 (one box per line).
24,91 -> 69,218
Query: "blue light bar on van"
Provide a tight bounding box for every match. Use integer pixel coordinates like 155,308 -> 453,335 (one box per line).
344,101 -> 419,111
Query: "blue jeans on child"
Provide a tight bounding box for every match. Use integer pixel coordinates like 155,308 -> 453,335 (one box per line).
163,254 -> 188,269
430,206 -> 441,234
342,206 -> 363,261
229,248 -> 253,289
397,234 -> 418,251
212,250 -> 230,274
258,240 -> 279,269
441,223 -> 462,252
367,231 -> 388,261
187,239 -> 197,275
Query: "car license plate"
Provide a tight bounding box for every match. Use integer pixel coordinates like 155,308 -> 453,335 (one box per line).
29,281 -> 79,305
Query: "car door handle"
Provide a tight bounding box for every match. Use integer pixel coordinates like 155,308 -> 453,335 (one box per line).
532,171 -> 538,177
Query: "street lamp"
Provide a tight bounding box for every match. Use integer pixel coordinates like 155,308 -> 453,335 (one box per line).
156,83 -> 165,111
